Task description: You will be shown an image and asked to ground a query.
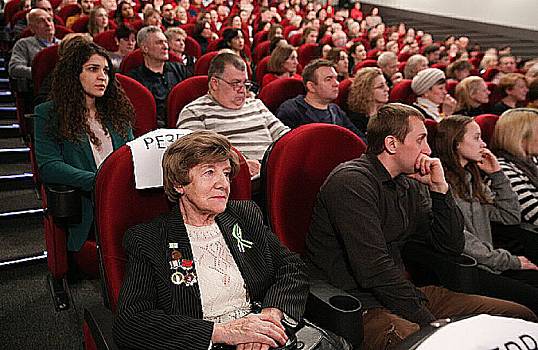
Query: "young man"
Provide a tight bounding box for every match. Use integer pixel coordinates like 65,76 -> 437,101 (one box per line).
276,59 -> 364,142
127,26 -> 190,127
306,103 -> 536,349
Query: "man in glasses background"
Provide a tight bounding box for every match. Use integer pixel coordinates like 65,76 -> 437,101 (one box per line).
176,52 -> 289,177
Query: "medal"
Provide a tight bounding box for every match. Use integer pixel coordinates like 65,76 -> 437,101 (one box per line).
171,250 -> 182,260
184,271 -> 197,286
171,271 -> 184,285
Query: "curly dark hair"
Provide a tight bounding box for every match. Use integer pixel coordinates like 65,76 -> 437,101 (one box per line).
48,41 -> 135,145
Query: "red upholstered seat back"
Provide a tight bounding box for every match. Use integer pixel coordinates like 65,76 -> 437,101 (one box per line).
32,45 -> 59,93
335,78 -> 353,114
166,75 -> 208,127
253,41 -> 271,64
115,74 -> 157,136
120,49 -> 182,74
58,4 -> 81,22
297,43 -> 318,68
424,119 -> 438,151
71,15 -> 89,33
353,59 -> 378,75
482,67 -> 499,82
255,55 -> 271,84
10,9 -> 30,27
253,29 -> 268,47
194,51 -> 219,76
179,23 -> 195,36
389,79 -> 417,105
446,80 -> 458,98
475,114 -> 499,146
184,35 -> 202,58
19,24 -> 73,39
288,33 -> 302,47
95,144 -> 251,311
258,77 -> 305,114
93,29 -> 119,52
262,124 -> 366,259
5,0 -> 21,26
486,82 -> 503,106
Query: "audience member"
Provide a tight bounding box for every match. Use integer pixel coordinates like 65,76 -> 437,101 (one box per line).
525,64 -> 538,85
165,27 -> 196,76
438,51 -> 451,66
114,1 -> 137,24
276,59 -> 364,140
454,76 -> 491,117
143,7 -> 162,28
65,0 -> 94,28
176,53 -> 289,176
404,54 -> 428,79
331,30 -> 348,48
113,130 -> 309,350
491,109 -> 538,227
348,42 -> 366,74
492,54 -> 517,84
435,115 -> 538,314
411,68 -> 457,121
423,44 -> 441,66
262,43 -> 300,86
127,26 -> 190,127
34,41 -> 135,252
174,5 -> 189,25
527,79 -> 538,109
107,23 -> 136,72
490,73 -> 529,115
377,51 -> 400,89
347,67 -> 389,135
11,0 -> 57,38
161,3 -> 180,28
9,8 -> 59,80
218,28 -> 248,63
100,0 -> 116,13
326,47 -> 348,82
267,24 -> 284,42
87,5 -> 110,38
446,60 -> 472,82
307,103 -> 536,349
193,20 -> 216,54
299,27 -> 318,45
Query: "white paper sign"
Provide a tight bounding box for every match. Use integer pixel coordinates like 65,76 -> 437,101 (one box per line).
127,129 -> 192,189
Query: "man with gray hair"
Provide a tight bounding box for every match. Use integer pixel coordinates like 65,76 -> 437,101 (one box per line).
377,51 -> 400,89
9,8 -> 59,80
176,52 -> 289,176
127,25 -> 190,127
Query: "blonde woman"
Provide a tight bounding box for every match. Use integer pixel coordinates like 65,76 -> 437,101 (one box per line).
454,76 -> 491,117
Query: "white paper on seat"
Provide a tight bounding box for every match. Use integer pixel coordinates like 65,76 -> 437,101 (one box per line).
416,314 -> 538,349
127,129 -> 192,189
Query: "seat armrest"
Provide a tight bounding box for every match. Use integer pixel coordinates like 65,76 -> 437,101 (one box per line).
44,183 -> 81,218
402,240 -> 479,294
84,304 -> 119,350
304,280 -> 363,348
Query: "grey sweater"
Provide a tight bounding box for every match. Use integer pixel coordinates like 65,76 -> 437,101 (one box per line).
456,170 -> 522,273
8,36 -> 59,80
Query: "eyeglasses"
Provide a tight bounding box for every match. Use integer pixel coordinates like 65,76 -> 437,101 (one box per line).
214,76 -> 252,90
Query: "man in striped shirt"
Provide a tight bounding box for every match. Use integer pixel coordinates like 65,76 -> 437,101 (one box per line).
176,52 -> 290,176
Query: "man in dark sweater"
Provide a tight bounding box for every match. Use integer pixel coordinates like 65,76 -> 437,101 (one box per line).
127,26 -> 190,127
306,103 -> 536,349
275,59 -> 365,143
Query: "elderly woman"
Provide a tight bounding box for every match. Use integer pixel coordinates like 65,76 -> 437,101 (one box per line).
262,43 -> 300,87
34,41 -> 135,252
434,115 -> 538,315
165,27 -> 196,76
113,130 -> 309,350
490,73 -> 530,115
411,68 -> 457,121
347,67 -> 389,135
404,54 -> 428,79
454,76 -> 491,117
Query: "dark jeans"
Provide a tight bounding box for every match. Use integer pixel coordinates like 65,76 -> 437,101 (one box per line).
360,285 -> 536,350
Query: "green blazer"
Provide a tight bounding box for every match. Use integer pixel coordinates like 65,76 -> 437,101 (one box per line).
34,101 -> 134,251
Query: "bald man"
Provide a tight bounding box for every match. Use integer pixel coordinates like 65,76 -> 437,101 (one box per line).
9,8 -> 59,80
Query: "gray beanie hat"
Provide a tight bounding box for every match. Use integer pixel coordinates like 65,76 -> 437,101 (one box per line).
411,68 -> 446,96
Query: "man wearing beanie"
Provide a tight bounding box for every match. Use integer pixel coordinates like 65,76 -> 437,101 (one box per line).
411,68 -> 457,121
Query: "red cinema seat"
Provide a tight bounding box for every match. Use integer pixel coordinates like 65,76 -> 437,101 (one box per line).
486,82 -> 503,107
19,24 -> 74,39
71,15 -> 89,33
58,4 -> 81,23
179,23 -> 195,36
283,25 -> 298,39
253,40 -> 271,64
297,43 -> 318,68
184,35 -> 202,59
120,49 -> 182,74
470,56 -> 481,69
398,52 -> 413,62
258,77 -> 305,114
32,45 -> 59,98
424,119 -> 438,151
389,79 -> 417,105
482,67 -> 500,82
5,0 -> 21,26
93,29 -> 118,52
335,78 -> 353,115
167,75 -> 208,127
261,123 -> 366,260
193,51 -> 219,76
253,29 -> 268,47
446,80 -> 458,98
430,63 -> 447,73
10,9 -> 30,28
353,59 -> 378,75
115,74 -> 157,136
475,114 -> 499,147
288,32 -> 302,47
256,55 -> 270,84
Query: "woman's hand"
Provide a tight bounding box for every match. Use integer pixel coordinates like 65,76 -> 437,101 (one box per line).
518,256 -> 538,270
246,159 -> 261,177
212,312 -> 287,348
477,149 -> 501,174
441,94 -> 457,116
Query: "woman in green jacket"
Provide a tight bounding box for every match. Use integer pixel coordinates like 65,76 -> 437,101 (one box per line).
35,41 -> 136,251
